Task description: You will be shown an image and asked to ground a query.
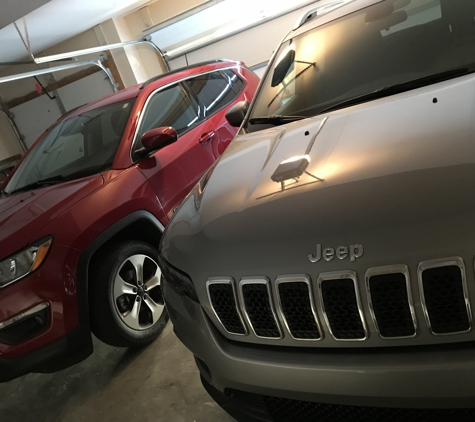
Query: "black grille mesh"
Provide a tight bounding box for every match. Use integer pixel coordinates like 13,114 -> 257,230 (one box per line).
421,265 -> 470,334
242,283 -> 280,338
368,273 -> 415,338
208,283 -> 246,335
278,282 -> 321,339
263,395 -> 475,422
320,278 -> 365,339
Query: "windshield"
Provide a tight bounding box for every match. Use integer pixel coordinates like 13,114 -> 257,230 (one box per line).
247,0 -> 475,131
4,99 -> 135,195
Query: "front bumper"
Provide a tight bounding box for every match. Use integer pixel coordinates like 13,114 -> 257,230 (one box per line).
0,325 -> 92,382
165,282 -> 475,411
0,243 -> 92,381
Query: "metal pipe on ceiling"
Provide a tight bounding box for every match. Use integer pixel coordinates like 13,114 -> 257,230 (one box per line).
0,59 -> 119,92
33,37 -> 170,71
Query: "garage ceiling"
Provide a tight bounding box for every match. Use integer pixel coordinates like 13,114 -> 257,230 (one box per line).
0,0 -> 150,64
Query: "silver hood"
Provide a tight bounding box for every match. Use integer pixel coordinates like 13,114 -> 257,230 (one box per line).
162,74 -> 475,288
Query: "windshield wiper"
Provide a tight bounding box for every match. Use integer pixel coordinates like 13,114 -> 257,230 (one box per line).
8,175 -> 65,194
318,68 -> 470,115
248,115 -> 307,126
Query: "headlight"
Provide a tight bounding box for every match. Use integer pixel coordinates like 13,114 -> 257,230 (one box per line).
158,253 -> 198,302
0,238 -> 52,288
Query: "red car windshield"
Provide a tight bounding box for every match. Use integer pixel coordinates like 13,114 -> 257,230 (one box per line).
4,99 -> 135,195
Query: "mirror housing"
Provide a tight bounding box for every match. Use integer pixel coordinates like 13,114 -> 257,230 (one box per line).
271,48 -> 295,87
225,101 -> 249,127
136,127 -> 178,158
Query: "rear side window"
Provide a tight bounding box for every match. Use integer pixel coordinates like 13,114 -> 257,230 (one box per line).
184,70 -> 244,116
221,69 -> 245,95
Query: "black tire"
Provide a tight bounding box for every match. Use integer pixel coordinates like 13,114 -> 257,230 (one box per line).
89,240 -> 169,347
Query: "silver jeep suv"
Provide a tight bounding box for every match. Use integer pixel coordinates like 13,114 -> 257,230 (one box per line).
159,0 -> 475,420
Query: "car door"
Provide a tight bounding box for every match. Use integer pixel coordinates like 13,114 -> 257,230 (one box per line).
135,82 -> 216,220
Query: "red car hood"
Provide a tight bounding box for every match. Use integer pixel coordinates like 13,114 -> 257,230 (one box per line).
0,175 -> 103,259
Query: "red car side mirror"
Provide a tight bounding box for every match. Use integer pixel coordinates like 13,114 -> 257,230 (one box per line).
136,127 -> 178,158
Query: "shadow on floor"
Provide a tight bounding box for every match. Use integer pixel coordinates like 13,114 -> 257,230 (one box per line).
0,325 -> 235,422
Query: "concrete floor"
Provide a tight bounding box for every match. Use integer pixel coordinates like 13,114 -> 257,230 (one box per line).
0,324 -> 235,422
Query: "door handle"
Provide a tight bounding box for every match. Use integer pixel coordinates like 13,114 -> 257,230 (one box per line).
199,131 -> 215,144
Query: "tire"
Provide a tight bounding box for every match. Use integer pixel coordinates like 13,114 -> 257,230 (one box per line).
89,240 -> 169,347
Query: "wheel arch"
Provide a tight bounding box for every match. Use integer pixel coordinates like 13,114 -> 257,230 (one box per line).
76,211 -> 165,333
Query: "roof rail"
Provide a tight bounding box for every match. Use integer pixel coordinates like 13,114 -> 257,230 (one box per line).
294,0 -> 354,30
140,59 -> 232,89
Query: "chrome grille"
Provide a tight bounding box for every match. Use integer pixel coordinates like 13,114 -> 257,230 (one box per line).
366,266 -> 417,339
241,278 -> 282,339
276,276 -> 322,340
207,279 -> 246,335
419,258 -> 472,335
206,257 -> 473,343
318,272 -> 367,341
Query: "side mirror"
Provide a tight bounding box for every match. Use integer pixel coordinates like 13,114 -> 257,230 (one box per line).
225,101 -> 249,127
271,48 -> 295,87
136,127 -> 178,158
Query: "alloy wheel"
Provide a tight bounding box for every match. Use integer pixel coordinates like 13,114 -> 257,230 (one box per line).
113,253 -> 164,330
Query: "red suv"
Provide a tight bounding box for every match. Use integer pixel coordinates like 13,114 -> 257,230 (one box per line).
0,60 -> 259,382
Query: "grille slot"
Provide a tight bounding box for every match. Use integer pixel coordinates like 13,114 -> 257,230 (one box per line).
318,272 -> 366,340
419,259 -> 471,335
241,279 -> 282,339
208,280 -> 246,335
367,267 -> 416,338
277,277 -> 321,340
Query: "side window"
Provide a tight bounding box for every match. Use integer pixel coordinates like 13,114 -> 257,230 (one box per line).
184,70 -> 243,116
221,69 -> 245,96
138,84 -> 199,141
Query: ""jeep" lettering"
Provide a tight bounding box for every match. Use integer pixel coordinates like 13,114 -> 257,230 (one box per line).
308,244 -> 364,263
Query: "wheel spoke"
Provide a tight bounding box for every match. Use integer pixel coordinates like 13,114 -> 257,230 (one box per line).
128,255 -> 146,286
122,298 -> 142,330
143,295 -> 164,324
114,274 -> 136,300
144,268 -> 162,291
